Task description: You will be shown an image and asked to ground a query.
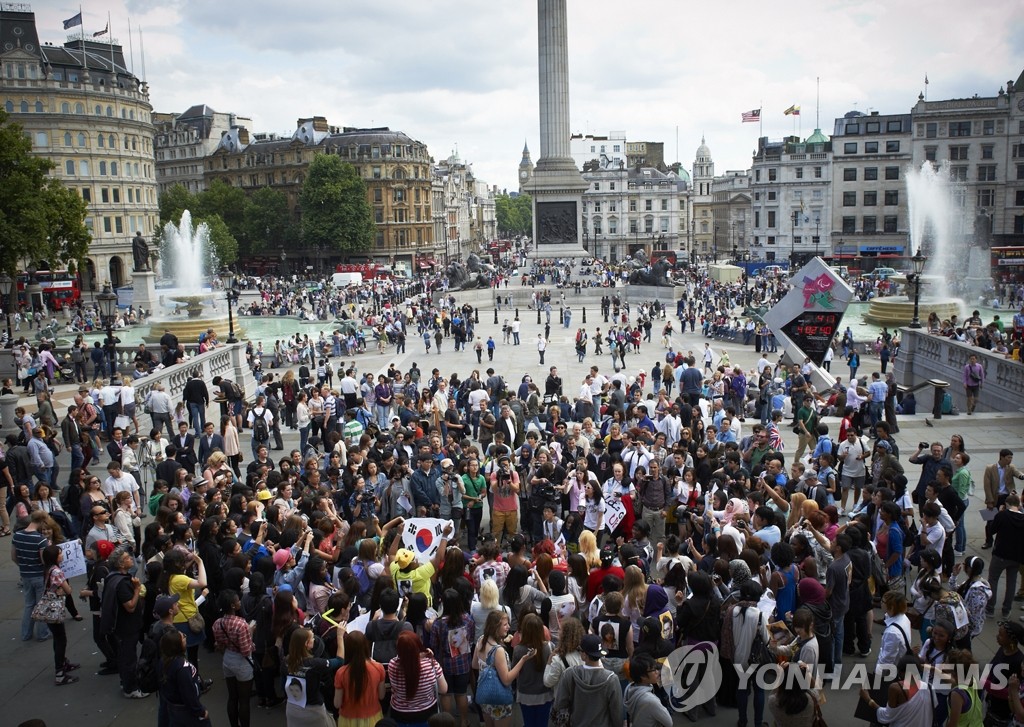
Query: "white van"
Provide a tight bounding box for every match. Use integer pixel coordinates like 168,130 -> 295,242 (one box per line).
331,272 -> 363,287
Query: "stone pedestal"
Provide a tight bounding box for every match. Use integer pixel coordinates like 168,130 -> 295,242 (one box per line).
525,0 -> 589,259
0,392 -> 19,437
132,271 -> 158,316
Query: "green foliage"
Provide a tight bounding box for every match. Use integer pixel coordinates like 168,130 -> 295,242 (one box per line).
495,192 -> 532,237
242,186 -> 293,255
195,179 -> 247,241
201,214 -> 239,267
157,183 -> 198,227
0,110 -> 90,275
156,182 -> 242,266
299,155 -> 375,254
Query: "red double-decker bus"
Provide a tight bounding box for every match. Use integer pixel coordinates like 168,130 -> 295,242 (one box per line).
16,270 -> 82,311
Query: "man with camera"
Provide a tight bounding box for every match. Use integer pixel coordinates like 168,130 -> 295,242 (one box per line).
637,460 -> 673,545
489,454 -> 520,543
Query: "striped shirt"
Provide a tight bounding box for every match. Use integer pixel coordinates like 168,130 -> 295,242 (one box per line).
12,529 -> 48,578
387,655 -> 442,713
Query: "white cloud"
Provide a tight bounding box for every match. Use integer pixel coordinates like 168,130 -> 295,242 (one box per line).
30,0 -> 1024,192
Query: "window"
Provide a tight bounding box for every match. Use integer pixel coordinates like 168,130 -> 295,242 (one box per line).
661,199 -> 668,211
767,191 -> 777,201
1016,190 -> 1024,206
767,211 -> 776,228
609,220 -> 618,235
863,216 -> 877,233
112,188 -> 120,203
1018,164 -> 1024,181
977,188 -> 995,207
65,160 -> 74,175
1017,215 -> 1024,235
593,182 -> 600,191
983,120 -> 995,136
593,220 -> 603,235
393,188 -> 405,202
845,124 -> 860,135
767,236 -> 776,246
864,191 -> 878,206
372,166 -> 381,179
864,167 -> 878,181
610,202 -> 617,212
814,167 -> 822,179
843,168 -> 857,181
629,200 -> 637,212
885,140 -> 900,153
843,192 -> 856,206
795,167 -> 804,179
610,182 -> 615,191
61,102 -> 70,114
127,188 -> 133,203
79,160 -> 89,175
645,200 -> 653,211
660,218 -> 669,233
755,170 -> 761,182
373,209 -> 383,223
33,131 -> 46,146
373,188 -> 382,203
629,219 -> 638,234
884,190 -> 899,205
866,122 -> 881,134
865,142 -> 879,154
768,168 -> 777,181
925,146 -> 937,161
982,145 -> 994,160
110,162 -> 117,176
101,188 -> 109,203
950,166 -> 968,181
644,218 -> 653,233
754,192 -> 760,201
75,103 -> 83,114
884,216 -> 898,233
887,120 -> 903,132
926,123 -> 937,139
114,217 -> 123,234
950,121 -> 971,137
885,167 -> 900,180
950,146 -> 969,161
754,211 -> 760,228
978,165 -> 997,182
842,217 -> 856,234
844,142 -> 858,154
103,217 -> 112,233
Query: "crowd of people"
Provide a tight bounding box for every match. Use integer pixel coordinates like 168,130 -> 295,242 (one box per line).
3,256 -> 1024,727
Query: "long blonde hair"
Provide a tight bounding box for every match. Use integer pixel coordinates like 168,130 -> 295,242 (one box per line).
787,493 -> 807,530
578,530 -> 600,569
623,565 -> 646,614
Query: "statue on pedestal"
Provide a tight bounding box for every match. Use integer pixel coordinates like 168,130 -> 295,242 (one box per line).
132,232 -> 150,272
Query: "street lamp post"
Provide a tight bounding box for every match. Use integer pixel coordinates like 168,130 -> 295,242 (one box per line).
814,215 -> 821,259
909,249 -> 927,329
713,225 -> 719,263
97,283 -> 118,383
219,267 -> 239,344
0,272 -> 13,346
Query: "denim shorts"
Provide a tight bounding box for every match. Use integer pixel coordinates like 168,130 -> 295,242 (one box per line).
222,648 -> 254,681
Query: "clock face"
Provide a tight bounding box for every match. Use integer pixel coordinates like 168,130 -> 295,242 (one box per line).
780,311 -> 842,367
1018,97 -> 1024,112
520,170 -> 528,179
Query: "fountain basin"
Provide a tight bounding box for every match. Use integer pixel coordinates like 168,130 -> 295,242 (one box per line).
864,296 -> 963,327
141,314 -> 239,345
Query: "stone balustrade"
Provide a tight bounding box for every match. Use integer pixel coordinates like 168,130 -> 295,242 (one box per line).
893,328 -> 1024,413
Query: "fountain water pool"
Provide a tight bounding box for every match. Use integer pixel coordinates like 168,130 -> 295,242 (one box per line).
140,211 -> 240,344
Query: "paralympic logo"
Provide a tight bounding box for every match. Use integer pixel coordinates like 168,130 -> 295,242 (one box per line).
662,642 -> 722,712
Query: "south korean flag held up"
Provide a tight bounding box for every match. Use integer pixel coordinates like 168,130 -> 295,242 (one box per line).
401,518 -> 454,564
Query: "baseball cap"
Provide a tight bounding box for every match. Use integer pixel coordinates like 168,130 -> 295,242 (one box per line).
440,458 -> 454,470
154,593 -> 180,618
395,549 -> 416,569
580,634 -> 607,659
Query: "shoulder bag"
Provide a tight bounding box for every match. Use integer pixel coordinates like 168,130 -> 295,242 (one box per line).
476,644 -> 513,705
32,567 -> 70,624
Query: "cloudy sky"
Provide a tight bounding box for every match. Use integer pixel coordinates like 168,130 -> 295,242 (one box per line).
36,0 -> 1024,191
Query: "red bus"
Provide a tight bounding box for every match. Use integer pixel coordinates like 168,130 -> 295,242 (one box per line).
334,263 -> 391,280
16,270 -> 82,311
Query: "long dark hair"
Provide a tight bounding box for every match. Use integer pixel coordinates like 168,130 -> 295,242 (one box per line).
158,549 -> 188,595
42,544 -> 61,572
443,588 -> 465,627
159,629 -> 185,679
957,556 -> 985,599
503,565 -> 529,609
343,631 -> 371,700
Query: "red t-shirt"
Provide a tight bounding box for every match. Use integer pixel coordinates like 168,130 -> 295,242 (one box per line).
586,565 -> 625,602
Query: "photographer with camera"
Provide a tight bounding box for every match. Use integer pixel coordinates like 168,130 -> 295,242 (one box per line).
435,458 -> 465,540
528,456 -> 564,543
489,454 -> 520,544
637,460 -> 673,545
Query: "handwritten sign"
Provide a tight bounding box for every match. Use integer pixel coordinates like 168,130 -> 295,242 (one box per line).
605,498 -> 627,533
58,540 -> 87,579
400,517 -> 454,564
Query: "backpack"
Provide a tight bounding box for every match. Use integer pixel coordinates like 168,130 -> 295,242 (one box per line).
251,408 -> 270,444
365,618 -> 408,667
351,559 -> 373,606
99,572 -> 129,636
138,623 -> 174,693
61,477 -> 83,517
224,380 -> 244,401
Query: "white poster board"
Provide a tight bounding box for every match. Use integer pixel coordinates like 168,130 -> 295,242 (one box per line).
605,497 -> 627,533
58,540 -> 87,579
400,518 -> 454,564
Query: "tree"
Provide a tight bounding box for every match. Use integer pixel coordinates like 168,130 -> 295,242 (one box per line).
157,183 -> 198,227
496,192 -> 532,237
196,179 -> 247,242
242,186 -> 293,255
0,110 -> 90,275
201,215 -> 239,267
299,155 -> 374,254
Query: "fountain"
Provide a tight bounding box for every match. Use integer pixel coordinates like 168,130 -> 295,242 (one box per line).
141,211 -> 241,344
865,161 -> 971,326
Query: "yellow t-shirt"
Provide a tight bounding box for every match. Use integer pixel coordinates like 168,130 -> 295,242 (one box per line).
390,561 -> 436,607
170,573 -> 198,622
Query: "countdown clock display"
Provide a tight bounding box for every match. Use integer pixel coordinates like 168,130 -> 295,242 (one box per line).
780,311 -> 842,367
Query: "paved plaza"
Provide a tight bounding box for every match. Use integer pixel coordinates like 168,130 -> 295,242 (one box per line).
3,293 -> 1023,726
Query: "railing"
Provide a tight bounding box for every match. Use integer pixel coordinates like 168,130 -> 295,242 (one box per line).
894,328 -> 1024,413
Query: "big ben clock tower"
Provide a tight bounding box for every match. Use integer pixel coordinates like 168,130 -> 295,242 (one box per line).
518,141 -> 534,194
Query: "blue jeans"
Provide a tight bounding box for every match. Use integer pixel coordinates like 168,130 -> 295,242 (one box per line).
188,402 -> 206,435
376,404 -> 391,429
22,576 -> 48,640
299,425 -> 310,456
736,684 -> 765,727
520,701 -> 552,727
955,496 -> 968,552
69,443 -> 84,471
833,615 -> 845,666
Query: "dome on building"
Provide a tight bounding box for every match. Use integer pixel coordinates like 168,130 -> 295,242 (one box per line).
805,128 -> 829,145
695,135 -> 711,161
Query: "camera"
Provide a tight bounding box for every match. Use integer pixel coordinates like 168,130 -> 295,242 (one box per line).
918,442 -> 928,450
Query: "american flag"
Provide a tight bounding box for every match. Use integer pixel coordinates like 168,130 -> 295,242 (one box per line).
742,109 -> 761,123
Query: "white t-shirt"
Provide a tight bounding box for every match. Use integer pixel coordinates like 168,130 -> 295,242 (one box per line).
584,498 -> 607,530
468,389 -> 490,410
837,438 -> 868,478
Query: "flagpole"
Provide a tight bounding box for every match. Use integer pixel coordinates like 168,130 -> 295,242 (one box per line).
127,18 -> 134,74
759,100 -> 763,138
79,5 -> 86,70
108,12 -> 114,74
816,77 -> 820,130
139,25 -> 146,81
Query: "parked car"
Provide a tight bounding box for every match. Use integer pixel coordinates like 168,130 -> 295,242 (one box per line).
867,267 -> 900,280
